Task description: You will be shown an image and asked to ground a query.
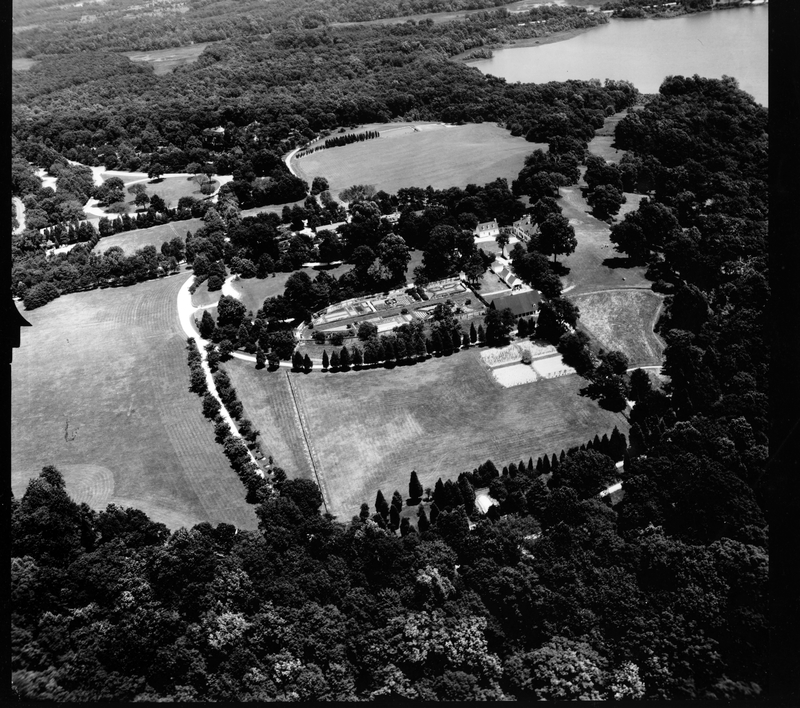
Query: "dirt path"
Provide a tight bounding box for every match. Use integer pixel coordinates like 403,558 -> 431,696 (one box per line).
176,274 -> 266,477
13,196 -> 26,234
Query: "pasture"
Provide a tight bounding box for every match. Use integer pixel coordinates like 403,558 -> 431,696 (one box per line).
293,123 -> 543,197
12,277 -> 258,531
123,43 -> 213,75
573,289 -> 665,367
96,218 -> 204,255
227,347 -> 627,520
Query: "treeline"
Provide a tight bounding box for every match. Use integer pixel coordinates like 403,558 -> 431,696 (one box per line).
379,425 -> 628,531
295,130 -> 381,158
600,0 -> 714,18
324,129 -> 379,148
18,241 -> 184,310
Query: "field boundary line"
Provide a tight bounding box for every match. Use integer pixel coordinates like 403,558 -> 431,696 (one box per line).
284,371 -> 330,515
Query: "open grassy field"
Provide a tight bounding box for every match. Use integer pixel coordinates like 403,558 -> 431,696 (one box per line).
587,109 -> 630,164
229,263 -> 351,315
224,366 -> 315,484
12,276 -> 258,532
100,170 -> 150,185
12,58 -> 38,71
96,218 -> 205,255
123,43 -> 213,75
142,176 -> 211,209
228,348 -> 627,519
293,123 -> 543,197
558,185 -> 649,295
573,289 -> 665,367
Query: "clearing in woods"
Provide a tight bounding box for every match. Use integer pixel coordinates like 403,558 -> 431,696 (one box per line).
12,274 -> 258,531
123,43 -> 213,75
292,123 -> 544,198
141,175 -> 216,209
573,289 -> 665,367
226,347 -> 627,520
95,218 -> 205,255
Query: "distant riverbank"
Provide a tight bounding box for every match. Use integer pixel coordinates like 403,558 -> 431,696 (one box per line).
466,4 -> 767,106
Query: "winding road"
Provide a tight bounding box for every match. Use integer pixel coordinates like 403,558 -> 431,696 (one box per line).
176,274 -> 265,477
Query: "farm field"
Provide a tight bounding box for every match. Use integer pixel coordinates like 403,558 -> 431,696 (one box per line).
12,276 -> 258,532
123,43 -> 213,75
293,123 -> 544,197
96,218 -> 204,254
228,347 -> 627,520
573,289 -> 665,367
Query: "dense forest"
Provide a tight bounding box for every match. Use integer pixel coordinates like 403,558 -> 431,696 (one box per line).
11,72 -> 770,700
12,0 -> 594,56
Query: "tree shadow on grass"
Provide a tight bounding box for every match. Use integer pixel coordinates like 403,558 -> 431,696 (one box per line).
551,262 -> 571,277
602,256 -> 641,269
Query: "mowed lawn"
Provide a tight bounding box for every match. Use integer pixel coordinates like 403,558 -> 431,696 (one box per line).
228,348 -> 627,520
97,218 -> 205,254
558,185 -> 649,295
143,176 -> 210,209
225,365 -> 315,485
293,123 -> 543,196
574,289 -> 665,367
12,277 -> 258,531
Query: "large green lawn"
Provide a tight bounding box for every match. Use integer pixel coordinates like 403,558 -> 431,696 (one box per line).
226,348 -> 627,520
558,185 -> 649,295
293,122 -> 544,197
12,277 -> 258,531
96,218 -> 205,255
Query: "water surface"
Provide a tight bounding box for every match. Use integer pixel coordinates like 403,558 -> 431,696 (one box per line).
470,6 -> 768,105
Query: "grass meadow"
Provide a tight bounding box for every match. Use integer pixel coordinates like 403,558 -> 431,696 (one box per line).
558,185 -> 649,295
97,218 -> 205,254
293,123 -> 544,197
227,347 -> 627,519
143,176 -> 210,209
12,275 -> 258,531
574,289 -> 665,367
123,43 -> 213,75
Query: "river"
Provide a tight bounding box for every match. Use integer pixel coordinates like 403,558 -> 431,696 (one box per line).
469,5 -> 768,106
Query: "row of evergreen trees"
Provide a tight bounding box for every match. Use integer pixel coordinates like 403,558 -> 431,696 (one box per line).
324,130 -> 380,149
294,130 -> 381,158
364,426 -> 628,535
286,321 -> 496,374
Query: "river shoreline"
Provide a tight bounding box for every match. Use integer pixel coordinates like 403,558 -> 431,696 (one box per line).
458,3 -> 762,64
